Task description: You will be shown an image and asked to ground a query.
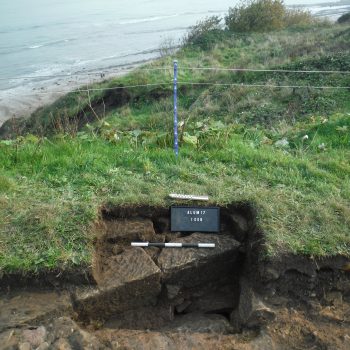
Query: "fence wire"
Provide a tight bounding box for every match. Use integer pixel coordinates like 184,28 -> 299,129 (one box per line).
1,64 -> 350,82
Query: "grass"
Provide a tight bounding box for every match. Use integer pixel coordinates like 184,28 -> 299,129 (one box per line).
0,23 -> 350,274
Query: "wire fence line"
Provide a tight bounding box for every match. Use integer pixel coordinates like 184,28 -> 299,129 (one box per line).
177,81 -> 350,90
4,80 -> 350,97
1,65 -> 350,82
4,83 -> 174,96
179,66 -> 350,75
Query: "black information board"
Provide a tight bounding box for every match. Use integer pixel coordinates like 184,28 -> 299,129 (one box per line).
171,206 -> 220,232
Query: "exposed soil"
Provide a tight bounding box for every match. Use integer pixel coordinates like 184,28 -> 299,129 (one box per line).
1,204 -> 349,350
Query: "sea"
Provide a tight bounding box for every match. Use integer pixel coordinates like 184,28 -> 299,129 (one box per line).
0,0 -> 349,123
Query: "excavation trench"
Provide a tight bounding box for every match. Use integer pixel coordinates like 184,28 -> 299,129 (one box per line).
73,204 -> 253,334
1,204 -> 350,349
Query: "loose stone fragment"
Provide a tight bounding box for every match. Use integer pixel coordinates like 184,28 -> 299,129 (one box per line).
22,326 -> 47,347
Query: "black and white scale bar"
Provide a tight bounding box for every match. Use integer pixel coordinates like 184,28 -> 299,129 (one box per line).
168,193 -> 209,201
131,242 -> 215,248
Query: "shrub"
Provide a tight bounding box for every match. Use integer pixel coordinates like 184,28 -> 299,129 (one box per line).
183,15 -> 223,50
225,0 -> 315,33
225,0 -> 285,32
337,12 -> 350,24
284,8 -> 315,28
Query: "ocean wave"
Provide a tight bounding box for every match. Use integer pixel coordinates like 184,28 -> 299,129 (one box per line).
119,14 -> 179,25
294,4 -> 350,18
125,27 -> 190,35
126,26 -> 188,35
1,39 -> 74,54
118,10 -> 226,26
27,38 -> 74,50
28,44 -> 44,49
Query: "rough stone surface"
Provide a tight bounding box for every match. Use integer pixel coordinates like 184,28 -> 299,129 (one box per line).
93,218 -> 160,285
187,285 -> 236,314
250,331 -> 276,350
18,343 -> 31,350
158,233 -> 240,287
111,244 -> 124,255
74,248 -> 161,320
144,246 -> 160,262
52,338 -> 72,350
104,304 -> 174,330
0,317 -> 106,350
102,218 -> 158,243
49,317 -> 105,350
231,278 -> 275,330
22,326 -> 47,347
98,247 -> 159,288
175,300 -> 192,313
37,342 -> 50,350
166,284 -> 181,300
94,328 -> 251,350
264,267 -> 280,281
162,313 -> 234,334
324,291 -> 343,306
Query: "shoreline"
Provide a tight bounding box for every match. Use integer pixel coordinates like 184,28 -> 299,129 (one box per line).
0,59 -> 155,127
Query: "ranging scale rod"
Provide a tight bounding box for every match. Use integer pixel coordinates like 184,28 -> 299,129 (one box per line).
169,193 -> 209,201
131,242 -> 215,248
173,60 -> 179,157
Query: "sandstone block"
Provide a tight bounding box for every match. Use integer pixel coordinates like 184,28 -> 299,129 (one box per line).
74,248 -> 161,320
103,218 -> 159,243
158,233 -> 240,288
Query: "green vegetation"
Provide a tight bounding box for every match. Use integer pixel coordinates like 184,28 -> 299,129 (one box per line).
338,12 -> 350,24
0,3 -> 350,274
225,0 -> 317,32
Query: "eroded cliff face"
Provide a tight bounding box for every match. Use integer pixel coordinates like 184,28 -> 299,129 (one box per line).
1,204 -> 349,350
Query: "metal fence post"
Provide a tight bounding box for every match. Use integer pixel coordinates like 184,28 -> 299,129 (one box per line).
173,60 -> 179,157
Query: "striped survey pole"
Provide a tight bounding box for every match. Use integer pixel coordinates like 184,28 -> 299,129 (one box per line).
173,60 -> 179,157
131,242 -> 215,248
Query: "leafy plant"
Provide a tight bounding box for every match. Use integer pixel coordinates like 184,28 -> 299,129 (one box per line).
181,119 -> 234,150
337,12 -> 350,24
225,0 -> 315,33
183,15 -> 223,50
225,0 -> 285,32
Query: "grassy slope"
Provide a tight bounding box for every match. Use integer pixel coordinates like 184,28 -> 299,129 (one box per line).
0,25 -> 350,273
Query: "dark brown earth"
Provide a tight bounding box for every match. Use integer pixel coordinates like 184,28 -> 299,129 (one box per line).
1,204 -> 349,350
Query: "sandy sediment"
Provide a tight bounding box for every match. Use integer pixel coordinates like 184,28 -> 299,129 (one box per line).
0,63 -> 145,127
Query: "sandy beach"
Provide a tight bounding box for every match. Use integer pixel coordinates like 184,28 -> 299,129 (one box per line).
0,63 -> 147,127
